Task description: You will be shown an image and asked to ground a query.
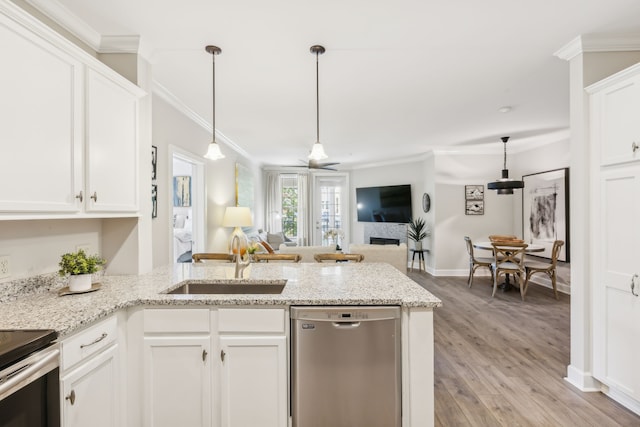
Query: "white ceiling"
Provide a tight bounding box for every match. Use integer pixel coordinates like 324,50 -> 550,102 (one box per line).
28,0 -> 640,168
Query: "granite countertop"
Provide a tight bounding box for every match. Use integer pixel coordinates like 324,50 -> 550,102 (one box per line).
0,262 -> 442,337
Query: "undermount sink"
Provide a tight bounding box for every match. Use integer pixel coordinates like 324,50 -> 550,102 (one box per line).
165,279 -> 287,295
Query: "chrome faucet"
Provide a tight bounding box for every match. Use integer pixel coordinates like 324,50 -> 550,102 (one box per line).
231,234 -> 251,279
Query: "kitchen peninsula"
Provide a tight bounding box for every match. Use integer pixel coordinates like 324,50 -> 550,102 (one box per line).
0,263 -> 441,427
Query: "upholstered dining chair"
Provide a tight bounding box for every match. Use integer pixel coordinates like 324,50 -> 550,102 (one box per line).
253,253 -> 301,263
192,253 -> 234,263
523,240 -> 564,300
464,236 -> 494,288
314,253 -> 364,263
491,242 -> 528,300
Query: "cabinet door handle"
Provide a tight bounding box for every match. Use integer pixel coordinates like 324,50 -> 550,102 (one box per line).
220,349 -> 226,362
80,332 -> 107,349
90,192 -> 98,202
75,191 -> 83,202
65,390 -> 76,405
633,142 -> 639,153
202,349 -> 208,362
632,274 -> 639,297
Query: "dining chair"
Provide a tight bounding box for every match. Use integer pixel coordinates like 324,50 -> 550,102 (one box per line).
192,253 -> 234,263
314,253 -> 364,263
464,236 -> 494,288
488,234 -> 520,243
491,242 -> 528,300
253,253 -> 301,263
523,240 -> 564,300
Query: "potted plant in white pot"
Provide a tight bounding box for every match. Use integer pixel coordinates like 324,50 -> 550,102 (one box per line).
58,249 -> 106,292
408,217 -> 430,251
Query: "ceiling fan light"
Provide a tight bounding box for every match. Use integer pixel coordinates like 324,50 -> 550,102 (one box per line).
308,142 -> 328,160
204,141 -> 225,160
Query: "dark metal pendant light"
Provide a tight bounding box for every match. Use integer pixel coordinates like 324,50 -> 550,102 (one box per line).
308,45 -> 328,161
487,136 -> 524,195
204,45 -> 225,160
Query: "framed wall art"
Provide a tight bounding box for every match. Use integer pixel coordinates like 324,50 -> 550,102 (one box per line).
151,184 -> 158,218
173,175 -> 191,207
465,200 -> 484,215
465,185 -> 484,201
522,168 -> 570,262
151,145 -> 157,181
465,184 -> 484,215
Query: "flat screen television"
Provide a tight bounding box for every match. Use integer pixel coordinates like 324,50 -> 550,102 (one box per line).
356,184 -> 412,223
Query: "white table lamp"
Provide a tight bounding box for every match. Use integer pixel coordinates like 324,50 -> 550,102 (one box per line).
223,206 -> 253,254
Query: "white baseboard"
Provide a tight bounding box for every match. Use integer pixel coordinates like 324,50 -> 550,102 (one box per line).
564,365 -> 602,392
427,268 -> 571,295
605,386 -> 640,416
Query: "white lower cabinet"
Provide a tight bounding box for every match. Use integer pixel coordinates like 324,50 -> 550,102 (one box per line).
138,307 -> 288,427
143,336 -> 211,427
61,345 -> 119,427
59,315 -> 121,427
219,336 -> 287,427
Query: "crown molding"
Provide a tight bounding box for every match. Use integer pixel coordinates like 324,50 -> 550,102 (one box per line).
555,33 -> 640,61
99,35 -> 140,53
24,0 -> 140,54
152,80 -> 251,159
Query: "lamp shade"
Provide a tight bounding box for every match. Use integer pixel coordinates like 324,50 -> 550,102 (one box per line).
204,141 -> 225,160
308,141 -> 328,160
223,206 -> 253,227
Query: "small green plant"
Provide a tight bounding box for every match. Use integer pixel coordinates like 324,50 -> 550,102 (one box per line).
58,249 -> 106,276
408,217 -> 430,242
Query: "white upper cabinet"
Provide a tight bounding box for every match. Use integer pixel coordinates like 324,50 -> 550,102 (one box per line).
589,64 -> 640,167
85,69 -> 139,212
0,3 -> 144,218
0,10 -> 83,213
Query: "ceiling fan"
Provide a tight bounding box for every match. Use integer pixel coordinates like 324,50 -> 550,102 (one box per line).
284,159 -> 341,171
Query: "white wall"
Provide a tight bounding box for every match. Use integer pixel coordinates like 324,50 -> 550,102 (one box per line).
350,160 -> 427,244
152,94 -> 263,267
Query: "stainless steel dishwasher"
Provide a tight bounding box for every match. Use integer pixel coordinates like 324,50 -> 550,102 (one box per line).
291,306 -> 401,427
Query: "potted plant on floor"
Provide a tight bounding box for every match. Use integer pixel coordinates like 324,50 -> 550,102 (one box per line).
58,249 -> 106,292
408,217 -> 430,251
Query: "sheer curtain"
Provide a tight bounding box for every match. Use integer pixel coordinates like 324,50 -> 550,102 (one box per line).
297,173 -> 312,246
264,171 -> 281,232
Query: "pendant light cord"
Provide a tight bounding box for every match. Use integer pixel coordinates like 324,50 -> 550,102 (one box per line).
212,52 -> 216,142
315,50 -> 320,143
502,141 -> 507,170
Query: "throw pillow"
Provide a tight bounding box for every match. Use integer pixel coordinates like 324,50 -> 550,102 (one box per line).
267,232 -> 285,245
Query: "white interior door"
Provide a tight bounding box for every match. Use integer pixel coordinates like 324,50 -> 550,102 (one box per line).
312,173 -> 349,247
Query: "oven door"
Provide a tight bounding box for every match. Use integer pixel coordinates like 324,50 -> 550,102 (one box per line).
0,344 -> 60,427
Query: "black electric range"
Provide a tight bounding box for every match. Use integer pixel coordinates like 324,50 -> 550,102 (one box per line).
0,329 -> 58,371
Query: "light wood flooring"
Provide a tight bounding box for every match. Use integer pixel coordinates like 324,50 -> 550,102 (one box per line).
409,272 -> 640,427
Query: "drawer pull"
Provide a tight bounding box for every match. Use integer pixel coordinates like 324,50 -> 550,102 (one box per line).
90,192 -> 98,202
80,332 -> 107,349
632,274 -> 639,297
633,142 -> 639,153
202,349 -> 208,362
66,390 -> 76,405
75,191 -> 83,202
220,349 -> 226,362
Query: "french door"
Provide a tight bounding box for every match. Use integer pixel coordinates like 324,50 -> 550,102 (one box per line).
312,173 -> 349,247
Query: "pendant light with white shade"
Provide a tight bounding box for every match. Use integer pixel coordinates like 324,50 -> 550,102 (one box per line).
308,45 -> 328,161
204,45 -> 225,160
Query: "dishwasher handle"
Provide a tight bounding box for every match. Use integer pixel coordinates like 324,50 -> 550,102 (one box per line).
332,321 -> 361,329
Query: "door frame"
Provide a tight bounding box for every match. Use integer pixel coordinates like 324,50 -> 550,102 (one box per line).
168,145 -> 206,261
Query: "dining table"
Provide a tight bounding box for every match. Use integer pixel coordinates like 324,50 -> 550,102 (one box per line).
473,241 -> 545,292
